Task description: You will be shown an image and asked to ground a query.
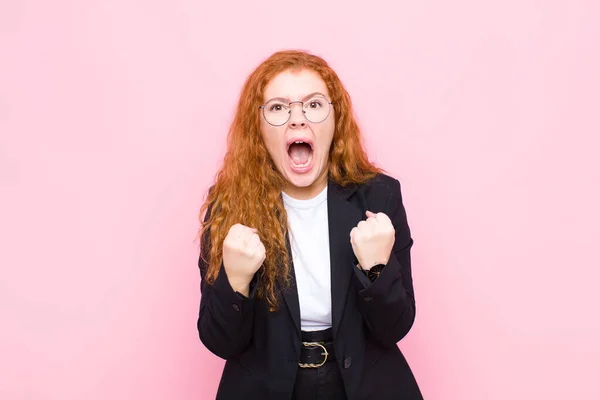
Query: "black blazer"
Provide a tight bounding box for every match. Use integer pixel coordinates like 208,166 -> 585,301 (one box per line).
197,173 -> 423,399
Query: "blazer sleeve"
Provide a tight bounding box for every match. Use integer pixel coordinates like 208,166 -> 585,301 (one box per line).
352,178 -> 417,347
197,206 -> 257,360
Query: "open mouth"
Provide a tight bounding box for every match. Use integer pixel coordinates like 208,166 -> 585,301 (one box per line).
287,140 -> 314,171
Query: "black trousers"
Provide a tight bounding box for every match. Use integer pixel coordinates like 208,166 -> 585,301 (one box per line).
291,328 -> 347,400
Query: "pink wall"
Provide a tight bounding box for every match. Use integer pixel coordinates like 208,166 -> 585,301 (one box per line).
1,0 -> 599,398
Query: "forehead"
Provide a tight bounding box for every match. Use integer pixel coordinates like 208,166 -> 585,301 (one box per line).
263,69 -> 329,101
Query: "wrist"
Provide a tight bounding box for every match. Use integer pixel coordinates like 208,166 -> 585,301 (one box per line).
225,271 -> 253,295
355,261 -> 380,271
356,262 -> 369,271
229,278 -> 251,296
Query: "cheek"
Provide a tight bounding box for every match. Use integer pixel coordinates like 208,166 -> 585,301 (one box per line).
260,127 -> 284,159
317,123 -> 335,151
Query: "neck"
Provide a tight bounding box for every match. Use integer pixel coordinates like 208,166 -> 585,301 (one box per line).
283,171 -> 328,200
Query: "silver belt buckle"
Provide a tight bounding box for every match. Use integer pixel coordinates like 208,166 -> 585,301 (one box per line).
298,341 -> 328,368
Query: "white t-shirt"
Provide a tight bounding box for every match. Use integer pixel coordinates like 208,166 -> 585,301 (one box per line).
282,185 -> 332,331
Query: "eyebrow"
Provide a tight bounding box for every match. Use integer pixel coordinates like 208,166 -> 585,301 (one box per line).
265,92 -> 329,103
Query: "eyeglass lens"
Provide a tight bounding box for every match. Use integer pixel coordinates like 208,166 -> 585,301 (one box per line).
262,96 -> 331,126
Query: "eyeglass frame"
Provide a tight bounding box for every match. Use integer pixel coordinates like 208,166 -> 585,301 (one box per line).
258,93 -> 334,126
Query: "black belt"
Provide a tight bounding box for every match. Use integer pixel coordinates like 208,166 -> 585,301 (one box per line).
298,328 -> 335,368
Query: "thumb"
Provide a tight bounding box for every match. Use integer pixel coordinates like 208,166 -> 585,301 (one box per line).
366,210 -> 377,218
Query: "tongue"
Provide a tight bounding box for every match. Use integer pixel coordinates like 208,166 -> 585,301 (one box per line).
289,143 -> 311,165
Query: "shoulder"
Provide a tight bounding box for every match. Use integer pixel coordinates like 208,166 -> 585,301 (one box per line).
355,172 -> 401,200
346,172 -> 405,215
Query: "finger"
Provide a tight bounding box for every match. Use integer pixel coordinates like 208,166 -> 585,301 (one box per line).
258,241 -> 266,254
366,216 -> 378,228
359,220 -> 376,235
247,233 -> 261,248
252,242 -> 266,264
246,227 -> 259,244
374,212 -> 391,224
255,241 -> 265,255
231,224 -> 245,238
366,210 -> 377,218
226,225 -> 242,245
228,224 -> 240,234
239,227 -> 255,245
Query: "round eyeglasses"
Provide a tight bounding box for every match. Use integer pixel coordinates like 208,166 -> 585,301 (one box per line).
259,95 -> 333,126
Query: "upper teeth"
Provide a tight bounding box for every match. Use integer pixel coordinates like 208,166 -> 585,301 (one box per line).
289,141 -> 312,149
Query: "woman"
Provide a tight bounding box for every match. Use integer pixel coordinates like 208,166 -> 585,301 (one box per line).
197,50 -> 423,399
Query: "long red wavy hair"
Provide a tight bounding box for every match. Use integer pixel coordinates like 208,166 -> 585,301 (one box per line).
198,50 -> 382,310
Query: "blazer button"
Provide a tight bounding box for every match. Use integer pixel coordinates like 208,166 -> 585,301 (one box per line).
364,296 -> 373,302
343,357 -> 352,369
232,304 -> 240,312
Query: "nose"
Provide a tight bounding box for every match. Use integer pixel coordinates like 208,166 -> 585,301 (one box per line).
288,102 -> 307,128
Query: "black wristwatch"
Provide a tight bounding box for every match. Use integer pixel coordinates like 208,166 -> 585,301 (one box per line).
356,262 -> 386,282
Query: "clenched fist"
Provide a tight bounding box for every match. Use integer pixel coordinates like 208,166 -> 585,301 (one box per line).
350,210 -> 395,270
222,223 -> 266,295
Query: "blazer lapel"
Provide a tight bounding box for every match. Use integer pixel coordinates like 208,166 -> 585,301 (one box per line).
278,179 -> 362,341
327,179 -> 362,338
280,230 -> 301,339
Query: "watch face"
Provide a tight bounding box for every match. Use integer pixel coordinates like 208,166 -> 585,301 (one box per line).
367,264 -> 385,280
367,269 -> 381,280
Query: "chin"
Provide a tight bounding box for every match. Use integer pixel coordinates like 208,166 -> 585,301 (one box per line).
287,176 -> 316,188
285,168 -> 323,188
